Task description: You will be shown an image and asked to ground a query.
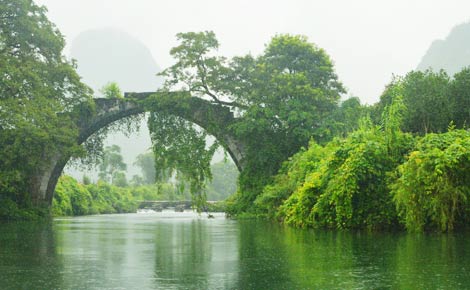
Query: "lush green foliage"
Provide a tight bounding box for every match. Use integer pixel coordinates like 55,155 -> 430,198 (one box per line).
0,0 -> 91,209
257,93 -> 418,230
254,141 -> 328,218
54,176 -> 94,216
2,2 -> 470,231
0,195 -> 49,221
375,68 -> 470,135
450,67 -> 470,128
55,144 -> 234,217
131,150 -> 237,201
148,112 -> 218,211
53,176 -> 137,216
133,151 -> 157,185
322,97 -> 371,139
153,31 -> 344,214
98,145 -> 127,185
86,181 -> 137,213
52,173 -> 226,217
206,160 -> 238,200
392,129 -> 470,232
131,182 -> 182,201
275,126 -> 414,230
255,84 -> 470,232
53,175 -> 190,216
100,82 -> 124,99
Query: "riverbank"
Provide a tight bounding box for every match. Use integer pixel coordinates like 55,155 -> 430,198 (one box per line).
0,197 -> 50,221
0,175 -> 227,221
249,128 -> 470,233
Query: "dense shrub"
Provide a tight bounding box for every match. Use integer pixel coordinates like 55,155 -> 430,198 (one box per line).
257,122 -> 470,232
277,127 -> 414,230
54,176 -> 93,216
392,130 -> 470,232
52,176 -> 202,216
86,182 -> 136,214
53,176 -> 137,216
0,195 -> 49,221
255,141 -> 329,218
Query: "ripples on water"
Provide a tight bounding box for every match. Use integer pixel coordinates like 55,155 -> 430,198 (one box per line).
1,211 -> 470,289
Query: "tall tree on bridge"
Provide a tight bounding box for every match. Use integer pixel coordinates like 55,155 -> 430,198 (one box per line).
151,31 -> 345,213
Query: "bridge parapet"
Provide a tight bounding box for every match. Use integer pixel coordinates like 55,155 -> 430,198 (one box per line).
77,97 -> 144,144
76,92 -> 246,170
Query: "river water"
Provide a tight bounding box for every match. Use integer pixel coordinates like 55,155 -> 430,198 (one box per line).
1,211 -> 470,290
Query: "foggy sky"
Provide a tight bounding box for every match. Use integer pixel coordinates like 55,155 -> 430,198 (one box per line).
36,0 -> 470,104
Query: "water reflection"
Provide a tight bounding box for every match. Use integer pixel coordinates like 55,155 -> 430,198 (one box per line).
236,223 -> 470,289
51,212 -> 240,289
394,233 -> 470,289
153,217 -> 239,289
1,213 -> 470,289
0,221 -> 63,290
236,221 -> 292,289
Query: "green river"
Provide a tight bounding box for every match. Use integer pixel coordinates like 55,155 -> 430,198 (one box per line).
1,211 -> 469,289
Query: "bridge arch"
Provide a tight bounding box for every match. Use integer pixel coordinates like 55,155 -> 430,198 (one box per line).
38,92 -> 246,205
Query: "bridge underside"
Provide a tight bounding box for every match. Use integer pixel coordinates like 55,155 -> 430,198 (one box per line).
32,92 -> 246,206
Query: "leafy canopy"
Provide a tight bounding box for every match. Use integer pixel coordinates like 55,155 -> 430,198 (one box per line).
257,92 -> 415,230
152,31 -> 344,212
373,69 -> 470,135
392,129 -> 470,232
0,0 -> 91,205
98,145 -> 127,185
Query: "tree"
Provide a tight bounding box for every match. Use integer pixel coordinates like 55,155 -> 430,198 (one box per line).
206,160 -> 238,200
320,97 -> 370,139
112,172 -> 128,187
100,82 -> 123,99
98,145 -> 127,185
134,151 -> 156,184
0,0 -> 91,210
129,175 -> 144,187
148,112 -> 218,210
377,70 -> 451,134
82,175 -> 91,185
450,67 -> 470,128
262,94 -> 414,230
153,32 -> 344,213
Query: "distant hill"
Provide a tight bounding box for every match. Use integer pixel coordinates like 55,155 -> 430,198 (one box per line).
417,22 -> 470,75
69,28 -> 162,179
71,28 -> 162,92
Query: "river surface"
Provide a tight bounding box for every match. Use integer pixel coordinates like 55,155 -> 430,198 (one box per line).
1,211 -> 470,289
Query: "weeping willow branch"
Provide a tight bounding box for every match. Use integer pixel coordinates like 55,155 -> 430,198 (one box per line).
148,111 -> 219,212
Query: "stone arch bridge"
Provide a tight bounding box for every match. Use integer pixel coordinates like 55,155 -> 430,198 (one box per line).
32,92 -> 246,205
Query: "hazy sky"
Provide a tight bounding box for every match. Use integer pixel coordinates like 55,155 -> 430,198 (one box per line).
36,0 -> 470,104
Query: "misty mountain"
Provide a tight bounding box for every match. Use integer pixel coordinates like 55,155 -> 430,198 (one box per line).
67,28 -> 229,181
71,28 -> 162,92
417,22 -> 470,75
68,28 -> 162,179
